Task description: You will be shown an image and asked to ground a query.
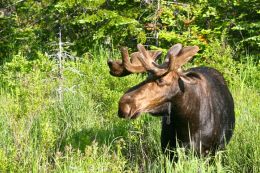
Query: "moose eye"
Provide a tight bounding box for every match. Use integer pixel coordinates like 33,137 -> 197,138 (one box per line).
156,78 -> 165,85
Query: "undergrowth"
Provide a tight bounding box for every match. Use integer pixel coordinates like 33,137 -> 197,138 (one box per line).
0,42 -> 259,172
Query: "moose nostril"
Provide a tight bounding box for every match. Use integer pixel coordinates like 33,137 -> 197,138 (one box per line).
107,59 -> 113,66
118,108 -> 125,118
118,101 -> 131,118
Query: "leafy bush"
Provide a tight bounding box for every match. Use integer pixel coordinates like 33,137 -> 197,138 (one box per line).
1,0 -> 259,60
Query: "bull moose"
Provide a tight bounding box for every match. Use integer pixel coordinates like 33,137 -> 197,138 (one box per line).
107,43 -> 235,157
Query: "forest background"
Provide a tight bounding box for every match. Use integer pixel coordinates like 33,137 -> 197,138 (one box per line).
0,0 -> 260,172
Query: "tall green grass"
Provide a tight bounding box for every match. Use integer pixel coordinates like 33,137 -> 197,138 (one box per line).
0,45 -> 259,172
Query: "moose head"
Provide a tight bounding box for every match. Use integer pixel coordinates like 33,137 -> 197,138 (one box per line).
108,43 -> 199,119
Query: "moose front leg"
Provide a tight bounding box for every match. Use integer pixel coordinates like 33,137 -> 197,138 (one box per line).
161,116 -> 176,160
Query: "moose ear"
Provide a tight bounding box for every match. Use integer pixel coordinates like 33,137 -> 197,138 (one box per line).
179,71 -> 201,85
173,46 -> 199,70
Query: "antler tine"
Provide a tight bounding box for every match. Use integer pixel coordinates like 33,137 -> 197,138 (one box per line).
130,51 -> 162,64
150,50 -> 162,61
169,45 -> 199,71
152,43 -> 183,70
120,47 -> 146,73
167,43 -> 183,71
120,47 -> 131,65
136,44 -> 153,71
137,44 -> 168,76
166,43 -> 183,62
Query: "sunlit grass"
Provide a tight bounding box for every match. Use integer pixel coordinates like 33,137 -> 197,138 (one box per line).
0,46 -> 259,172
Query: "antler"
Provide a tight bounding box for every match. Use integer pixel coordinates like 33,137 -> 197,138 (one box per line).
136,43 -> 183,76
107,47 -> 162,77
108,43 -> 199,77
120,47 -> 147,73
136,43 -> 199,76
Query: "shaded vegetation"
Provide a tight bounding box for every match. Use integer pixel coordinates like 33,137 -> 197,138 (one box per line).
1,0 -> 259,60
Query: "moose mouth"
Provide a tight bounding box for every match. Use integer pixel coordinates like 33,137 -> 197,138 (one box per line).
118,106 -> 141,119
129,112 -> 141,119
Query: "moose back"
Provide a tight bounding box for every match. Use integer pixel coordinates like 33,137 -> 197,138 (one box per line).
108,43 -> 235,156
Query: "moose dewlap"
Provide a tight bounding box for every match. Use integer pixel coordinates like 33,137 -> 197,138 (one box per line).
108,43 -> 235,157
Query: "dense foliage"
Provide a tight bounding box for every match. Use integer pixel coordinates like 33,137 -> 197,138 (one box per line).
1,0 -> 259,61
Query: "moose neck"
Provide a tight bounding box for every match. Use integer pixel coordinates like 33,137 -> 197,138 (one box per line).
170,80 -> 203,126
